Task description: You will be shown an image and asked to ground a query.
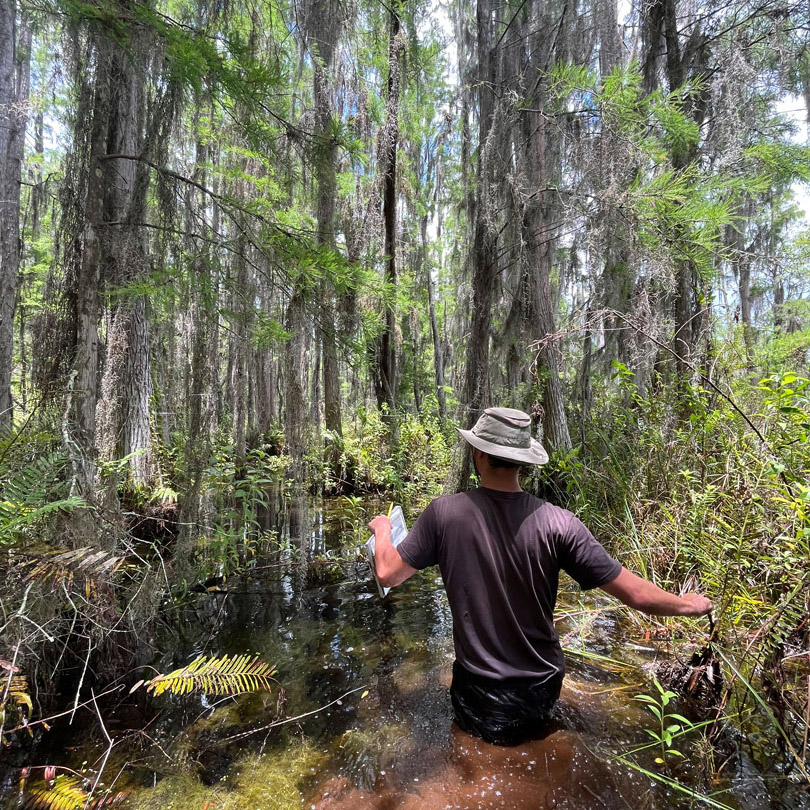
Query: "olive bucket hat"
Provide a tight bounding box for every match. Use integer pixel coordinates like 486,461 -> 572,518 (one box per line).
457,407 -> 549,466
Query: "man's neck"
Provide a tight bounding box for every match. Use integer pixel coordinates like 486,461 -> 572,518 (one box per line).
478,472 -> 522,492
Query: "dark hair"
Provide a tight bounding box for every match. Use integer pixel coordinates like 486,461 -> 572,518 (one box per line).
486,454 -> 522,469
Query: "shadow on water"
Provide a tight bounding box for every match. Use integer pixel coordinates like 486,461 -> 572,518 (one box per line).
11,494 -> 808,810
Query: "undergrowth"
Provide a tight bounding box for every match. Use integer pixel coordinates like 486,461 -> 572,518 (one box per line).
563,363 -> 810,776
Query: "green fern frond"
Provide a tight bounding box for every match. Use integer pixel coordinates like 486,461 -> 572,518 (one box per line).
24,775 -> 88,810
144,654 -> 277,697
0,452 -> 86,544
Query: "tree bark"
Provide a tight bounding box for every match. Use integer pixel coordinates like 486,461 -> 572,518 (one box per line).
373,3 -> 404,418
0,1 -> 30,428
423,215 -> 446,419
284,288 -> 309,483
94,37 -> 157,487
519,0 -> 572,453
458,0 -> 499,488
65,39 -> 113,494
310,0 -> 343,448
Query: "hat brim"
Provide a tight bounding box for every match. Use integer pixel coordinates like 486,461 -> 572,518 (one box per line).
456,427 -> 549,466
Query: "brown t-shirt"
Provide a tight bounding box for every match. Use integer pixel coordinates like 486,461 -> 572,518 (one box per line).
397,488 -> 622,681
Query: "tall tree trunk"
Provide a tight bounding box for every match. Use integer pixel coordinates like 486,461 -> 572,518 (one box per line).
524,201 -> 572,452
519,0 -> 572,454
64,40 -> 113,494
423,215 -> 446,419
94,38 -> 156,487
284,288 -> 309,483
641,0 -> 708,401
0,1 -> 30,428
458,0 -> 499,489
232,241 -> 248,476
310,0 -> 343,459
373,3 -> 404,418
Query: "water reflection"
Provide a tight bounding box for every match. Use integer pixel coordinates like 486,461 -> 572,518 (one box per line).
26,494 -> 763,810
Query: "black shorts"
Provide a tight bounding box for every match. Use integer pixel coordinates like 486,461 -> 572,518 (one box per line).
450,660 -> 563,746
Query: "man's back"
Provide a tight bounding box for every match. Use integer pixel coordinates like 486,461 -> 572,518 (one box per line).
398,487 -> 621,681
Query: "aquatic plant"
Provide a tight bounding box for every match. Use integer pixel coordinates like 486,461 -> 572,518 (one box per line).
634,677 -> 699,764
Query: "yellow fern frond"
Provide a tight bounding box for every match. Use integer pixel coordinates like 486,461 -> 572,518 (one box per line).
144,654 -> 277,697
24,775 -> 88,810
1,660 -> 33,721
8,674 -> 33,715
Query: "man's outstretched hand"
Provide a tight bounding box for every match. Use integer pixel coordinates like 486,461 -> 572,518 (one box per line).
602,568 -> 714,617
679,592 -> 713,616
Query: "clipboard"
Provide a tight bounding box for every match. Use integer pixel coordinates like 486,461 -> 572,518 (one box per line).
364,505 -> 408,598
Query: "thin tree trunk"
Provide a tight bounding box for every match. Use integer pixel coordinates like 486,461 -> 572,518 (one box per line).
423,215 -> 446,419
374,2 -> 403,419
311,5 -> 343,453
284,288 -> 308,483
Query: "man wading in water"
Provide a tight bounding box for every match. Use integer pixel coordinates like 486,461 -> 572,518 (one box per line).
368,407 -> 713,746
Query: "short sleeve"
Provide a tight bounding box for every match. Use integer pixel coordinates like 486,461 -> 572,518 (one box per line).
558,514 -> 622,590
397,500 -> 440,570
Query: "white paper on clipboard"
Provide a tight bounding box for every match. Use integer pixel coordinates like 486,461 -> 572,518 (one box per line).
364,505 -> 408,598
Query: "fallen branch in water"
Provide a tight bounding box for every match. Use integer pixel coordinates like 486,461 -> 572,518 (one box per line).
216,685 -> 368,744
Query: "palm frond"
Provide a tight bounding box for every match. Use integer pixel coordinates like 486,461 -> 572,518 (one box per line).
143,654 -> 277,697
23,775 -> 88,810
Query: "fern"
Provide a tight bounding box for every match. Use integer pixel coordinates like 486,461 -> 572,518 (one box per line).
142,654 -> 276,697
21,547 -> 124,592
23,775 -> 88,810
5,675 -> 33,716
0,452 -> 86,545
0,659 -> 32,721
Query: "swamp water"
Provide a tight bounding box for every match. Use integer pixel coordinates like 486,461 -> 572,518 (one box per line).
7,497 -> 809,809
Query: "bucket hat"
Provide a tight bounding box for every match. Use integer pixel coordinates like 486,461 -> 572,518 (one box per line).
457,407 -> 549,466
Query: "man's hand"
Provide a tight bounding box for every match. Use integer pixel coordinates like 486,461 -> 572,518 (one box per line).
368,515 -> 392,535
679,592 -> 713,616
368,514 -> 417,588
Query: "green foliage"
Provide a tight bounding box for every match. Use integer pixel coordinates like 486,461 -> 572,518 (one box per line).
323,407 -> 452,511
575,355 -> 810,762
634,678 -> 700,764
200,443 -> 289,572
0,449 -> 86,547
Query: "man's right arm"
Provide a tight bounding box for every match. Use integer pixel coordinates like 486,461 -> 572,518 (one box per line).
601,567 -> 713,617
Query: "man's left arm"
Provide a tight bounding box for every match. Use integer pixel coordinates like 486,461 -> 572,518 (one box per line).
368,515 -> 418,588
